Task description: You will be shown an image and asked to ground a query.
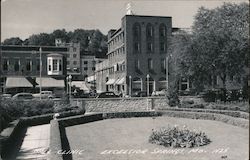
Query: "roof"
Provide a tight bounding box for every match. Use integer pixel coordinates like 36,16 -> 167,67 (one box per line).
47,53 -> 63,57
123,14 -> 172,19
1,45 -> 68,52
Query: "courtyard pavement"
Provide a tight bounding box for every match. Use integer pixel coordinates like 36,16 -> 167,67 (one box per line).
15,124 -> 50,160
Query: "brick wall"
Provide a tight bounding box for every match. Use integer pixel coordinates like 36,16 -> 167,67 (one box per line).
75,97 -> 169,112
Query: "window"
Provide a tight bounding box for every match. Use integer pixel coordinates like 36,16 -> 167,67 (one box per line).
160,59 -> 166,72
67,61 -> 70,65
133,23 -> 141,38
59,60 -> 62,71
53,59 -> 58,71
159,24 -> 167,37
84,61 -> 88,64
135,59 -> 140,70
36,59 -> 40,71
73,54 -> 77,58
92,67 -> 96,71
26,59 -> 32,71
73,61 -> 77,65
3,59 -> 8,71
147,43 -> 153,52
48,59 -> 52,71
84,67 -> 88,71
73,47 -> 77,52
146,24 -> 153,38
148,58 -> 153,70
160,43 -> 166,52
66,54 -> 70,58
134,43 -> 140,52
14,59 -> 20,72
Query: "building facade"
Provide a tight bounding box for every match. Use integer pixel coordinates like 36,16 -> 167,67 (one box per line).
80,54 -> 106,79
0,45 -> 68,95
96,15 -> 172,95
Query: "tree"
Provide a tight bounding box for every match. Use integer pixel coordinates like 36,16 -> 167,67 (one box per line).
2,37 -> 23,45
52,29 -> 69,44
185,3 -> 249,90
27,33 -> 54,46
167,31 -> 192,105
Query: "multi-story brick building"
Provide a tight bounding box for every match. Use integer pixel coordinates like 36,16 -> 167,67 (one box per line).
80,54 -> 106,79
0,45 -> 68,95
55,39 -> 81,79
96,15 -> 172,95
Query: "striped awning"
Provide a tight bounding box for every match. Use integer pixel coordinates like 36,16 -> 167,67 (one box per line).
35,77 -> 64,88
5,77 -> 33,88
106,79 -> 116,85
116,77 -> 125,85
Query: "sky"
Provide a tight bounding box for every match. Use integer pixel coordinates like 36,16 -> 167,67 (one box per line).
1,0 -> 248,41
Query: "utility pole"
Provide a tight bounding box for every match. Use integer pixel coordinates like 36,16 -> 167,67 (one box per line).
166,56 -> 169,91
39,47 -> 42,100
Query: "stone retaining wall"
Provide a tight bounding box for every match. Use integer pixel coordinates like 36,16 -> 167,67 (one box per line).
74,97 -> 169,112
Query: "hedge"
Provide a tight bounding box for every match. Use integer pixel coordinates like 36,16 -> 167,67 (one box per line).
20,109 -> 86,127
103,111 -> 160,119
162,108 -> 249,120
59,113 -> 103,127
159,111 -> 249,129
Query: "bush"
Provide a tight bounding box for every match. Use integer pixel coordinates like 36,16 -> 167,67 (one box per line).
159,111 -> 249,129
149,125 -> 211,148
167,90 -> 180,107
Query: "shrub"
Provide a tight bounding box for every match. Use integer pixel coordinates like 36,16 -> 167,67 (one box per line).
167,90 -> 180,107
149,125 -> 211,148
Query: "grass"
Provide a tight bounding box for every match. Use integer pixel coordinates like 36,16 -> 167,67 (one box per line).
65,117 -> 249,160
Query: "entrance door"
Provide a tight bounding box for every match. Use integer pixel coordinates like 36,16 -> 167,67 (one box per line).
149,82 -> 153,95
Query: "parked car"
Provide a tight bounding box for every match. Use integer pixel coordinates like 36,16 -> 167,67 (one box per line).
33,91 -> 54,99
96,92 -> 119,98
12,93 -> 34,100
132,91 -> 148,97
152,89 -> 167,96
0,94 -> 12,99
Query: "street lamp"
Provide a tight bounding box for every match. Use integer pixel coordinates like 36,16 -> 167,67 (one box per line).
129,76 -> 132,96
146,74 -> 150,96
67,75 -> 72,101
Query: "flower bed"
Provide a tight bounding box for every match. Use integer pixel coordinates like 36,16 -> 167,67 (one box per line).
149,125 -> 211,148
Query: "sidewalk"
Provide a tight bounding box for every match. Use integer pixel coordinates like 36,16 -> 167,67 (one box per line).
15,124 -> 50,160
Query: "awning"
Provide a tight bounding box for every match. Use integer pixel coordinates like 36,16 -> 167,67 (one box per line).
117,60 -> 125,65
116,77 -> 125,85
106,79 -> 116,85
35,77 -> 64,88
6,77 -> 33,88
87,75 -> 96,82
71,81 -> 89,91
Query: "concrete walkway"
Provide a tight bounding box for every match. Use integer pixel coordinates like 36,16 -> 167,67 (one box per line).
16,124 -> 50,160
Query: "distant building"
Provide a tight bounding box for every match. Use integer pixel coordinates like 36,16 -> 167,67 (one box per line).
95,59 -> 109,92
80,54 -> 106,80
95,15 -> 172,95
55,38 -> 81,79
